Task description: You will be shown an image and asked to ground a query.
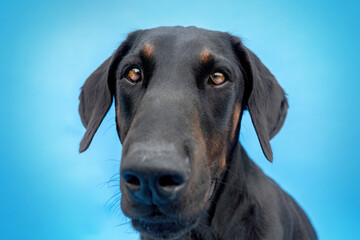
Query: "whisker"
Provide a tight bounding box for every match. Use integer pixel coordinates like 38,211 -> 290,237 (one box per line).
97,172 -> 120,188
103,123 -> 116,135
198,222 -> 215,232
211,179 -> 244,192
105,158 -> 121,163
115,221 -> 132,227
222,166 -> 240,179
105,192 -> 121,210
105,116 -> 116,123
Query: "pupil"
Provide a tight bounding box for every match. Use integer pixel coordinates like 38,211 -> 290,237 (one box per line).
212,73 -> 224,84
129,68 -> 140,81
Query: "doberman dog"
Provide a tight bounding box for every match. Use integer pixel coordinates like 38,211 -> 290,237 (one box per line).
79,26 -> 317,240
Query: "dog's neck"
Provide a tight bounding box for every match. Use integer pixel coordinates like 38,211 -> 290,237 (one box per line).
188,141 -> 268,240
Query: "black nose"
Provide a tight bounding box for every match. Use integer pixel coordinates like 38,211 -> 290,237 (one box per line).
120,144 -> 190,206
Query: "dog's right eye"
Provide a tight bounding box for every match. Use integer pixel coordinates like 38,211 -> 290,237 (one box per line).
126,68 -> 141,82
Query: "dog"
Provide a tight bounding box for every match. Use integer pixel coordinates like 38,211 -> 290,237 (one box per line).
79,26 -> 317,240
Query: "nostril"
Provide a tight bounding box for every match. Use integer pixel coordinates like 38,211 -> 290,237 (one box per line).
158,175 -> 185,188
122,172 -> 141,187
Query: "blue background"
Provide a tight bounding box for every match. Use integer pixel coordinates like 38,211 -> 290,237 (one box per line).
1,0 -> 359,239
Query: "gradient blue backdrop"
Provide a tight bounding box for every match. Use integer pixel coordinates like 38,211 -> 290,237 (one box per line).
1,0 -> 359,239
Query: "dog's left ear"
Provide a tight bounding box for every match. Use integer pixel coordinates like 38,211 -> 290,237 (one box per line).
78,31 -> 140,153
233,38 -> 289,162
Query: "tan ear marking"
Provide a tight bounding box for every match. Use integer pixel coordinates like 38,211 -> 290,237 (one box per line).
115,104 -> 122,129
116,105 -> 121,119
219,151 -> 227,170
193,113 -> 206,154
230,104 -> 241,141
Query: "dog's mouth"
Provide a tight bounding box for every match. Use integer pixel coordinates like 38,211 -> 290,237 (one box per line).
126,178 -> 217,239
131,208 -> 197,239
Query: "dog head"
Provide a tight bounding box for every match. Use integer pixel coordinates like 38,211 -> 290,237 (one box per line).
79,26 -> 288,239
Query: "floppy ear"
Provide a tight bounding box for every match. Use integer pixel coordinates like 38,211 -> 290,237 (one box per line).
78,32 -> 139,153
78,56 -> 114,153
234,40 -> 289,162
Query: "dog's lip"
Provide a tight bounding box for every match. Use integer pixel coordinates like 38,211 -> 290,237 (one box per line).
138,208 -> 172,223
132,216 -> 197,239
131,208 -> 197,237
136,215 -> 176,224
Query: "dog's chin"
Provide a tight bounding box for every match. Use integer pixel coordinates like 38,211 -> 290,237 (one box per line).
131,215 -> 197,240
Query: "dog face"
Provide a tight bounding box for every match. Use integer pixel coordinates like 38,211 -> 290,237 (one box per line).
79,26 -> 288,239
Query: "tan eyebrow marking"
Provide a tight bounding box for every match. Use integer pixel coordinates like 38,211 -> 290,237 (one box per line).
142,43 -> 154,58
200,48 -> 213,63
116,105 -> 121,119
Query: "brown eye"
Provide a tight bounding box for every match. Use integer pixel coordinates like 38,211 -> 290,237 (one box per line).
209,72 -> 226,85
126,68 -> 141,82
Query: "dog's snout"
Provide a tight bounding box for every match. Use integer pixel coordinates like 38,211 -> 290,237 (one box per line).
120,144 -> 190,206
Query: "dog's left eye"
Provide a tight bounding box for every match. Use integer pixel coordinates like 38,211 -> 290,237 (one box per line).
126,68 -> 141,82
209,72 -> 226,85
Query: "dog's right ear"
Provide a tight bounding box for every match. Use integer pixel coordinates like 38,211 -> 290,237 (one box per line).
78,56 -> 113,153
78,31 -> 140,153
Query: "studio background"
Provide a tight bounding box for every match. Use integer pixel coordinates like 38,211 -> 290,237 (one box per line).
1,0 -> 359,239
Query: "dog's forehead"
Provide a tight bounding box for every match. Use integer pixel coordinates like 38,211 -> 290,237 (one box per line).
134,27 -> 234,57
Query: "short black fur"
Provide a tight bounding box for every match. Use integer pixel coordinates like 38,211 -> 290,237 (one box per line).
79,26 -> 317,240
